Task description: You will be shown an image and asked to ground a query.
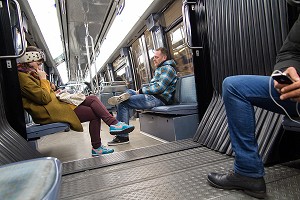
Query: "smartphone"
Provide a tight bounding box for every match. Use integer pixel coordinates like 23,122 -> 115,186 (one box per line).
271,71 -> 294,84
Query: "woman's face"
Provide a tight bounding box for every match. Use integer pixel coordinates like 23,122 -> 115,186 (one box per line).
30,61 -> 43,70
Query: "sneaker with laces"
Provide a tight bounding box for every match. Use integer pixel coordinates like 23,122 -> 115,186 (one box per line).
107,136 -> 129,146
108,93 -> 130,105
92,145 -> 114,156
110,121 -> 135,135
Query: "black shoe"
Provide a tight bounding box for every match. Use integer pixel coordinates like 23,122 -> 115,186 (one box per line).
107,136 -> 129,146
207,171 -> 266,199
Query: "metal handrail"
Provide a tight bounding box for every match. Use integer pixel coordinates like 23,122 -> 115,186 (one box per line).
182,1 -> 203,49
0,0 -> 26,59
84,23 -> 99,95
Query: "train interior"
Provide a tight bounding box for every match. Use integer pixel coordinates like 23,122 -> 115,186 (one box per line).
0,0 -> 300,199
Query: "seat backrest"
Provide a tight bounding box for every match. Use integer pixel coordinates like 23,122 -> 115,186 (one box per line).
282,116 -> 300,132
100,81 -> 127,93
174,74 -> 197,104
0,157 -> 62,200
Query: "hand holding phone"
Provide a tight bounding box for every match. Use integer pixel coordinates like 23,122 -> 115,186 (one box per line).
271,71 -> 294,84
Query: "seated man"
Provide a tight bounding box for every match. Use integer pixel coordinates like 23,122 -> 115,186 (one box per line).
107,47 -> 178,145
207,14 -> 300,198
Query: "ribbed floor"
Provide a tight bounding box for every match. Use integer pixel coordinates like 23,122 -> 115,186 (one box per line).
59,140 -> 300,200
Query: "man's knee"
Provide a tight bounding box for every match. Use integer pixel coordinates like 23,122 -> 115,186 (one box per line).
223,76 -> 238,92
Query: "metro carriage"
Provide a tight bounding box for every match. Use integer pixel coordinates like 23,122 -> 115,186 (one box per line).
0,0 -> 300,199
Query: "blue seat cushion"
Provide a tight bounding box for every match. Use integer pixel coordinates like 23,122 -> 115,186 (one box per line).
27,123 -> 70,139
149,103 -> 198,115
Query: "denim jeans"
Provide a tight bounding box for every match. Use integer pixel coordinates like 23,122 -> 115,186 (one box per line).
116,89 -> 165,137
223,75 -> 299,178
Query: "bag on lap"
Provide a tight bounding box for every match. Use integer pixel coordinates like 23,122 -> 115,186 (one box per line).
56,92 -> 86,106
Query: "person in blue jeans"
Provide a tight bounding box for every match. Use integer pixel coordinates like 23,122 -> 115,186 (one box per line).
107,47 -> 178,145
207,14 -> 300,198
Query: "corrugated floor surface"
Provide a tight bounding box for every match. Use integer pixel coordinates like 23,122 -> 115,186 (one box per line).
60,139 -> 300,200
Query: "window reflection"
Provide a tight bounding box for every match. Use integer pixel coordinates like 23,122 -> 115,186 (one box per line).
131,37 -> 150,87
144,30 -> 155,76
167,22 -> 194,77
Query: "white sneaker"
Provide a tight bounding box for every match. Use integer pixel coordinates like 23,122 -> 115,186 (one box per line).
108,93 -> 130,105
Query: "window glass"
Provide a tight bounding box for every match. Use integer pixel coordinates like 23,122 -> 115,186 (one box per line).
144,29 -> 155,76
162,0 -> 182,27
166,22 -> 194,77
104,71 -> 110,82
112,56 -> 126,70
131,37 -> 150,87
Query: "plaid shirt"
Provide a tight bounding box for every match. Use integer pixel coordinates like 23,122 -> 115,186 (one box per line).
141,60 -> 177,104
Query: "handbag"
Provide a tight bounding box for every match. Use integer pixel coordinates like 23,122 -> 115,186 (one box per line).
56,91 -> 86,106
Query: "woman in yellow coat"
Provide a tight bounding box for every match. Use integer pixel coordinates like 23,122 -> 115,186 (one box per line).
18,46 -> 134,156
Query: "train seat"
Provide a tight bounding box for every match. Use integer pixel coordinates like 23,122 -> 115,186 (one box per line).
25,111 -> 70,149
139,74 -> 199,142
99,81 -> 127,112
0,157 -> 62,200
282,116 -> 300,132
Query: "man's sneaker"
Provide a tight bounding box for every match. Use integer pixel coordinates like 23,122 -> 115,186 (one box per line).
92,145 -> 114,156
207,171 -> 266,199
110,122 -> 135,135
107,136 -> 129,146
108,93 -> 130,105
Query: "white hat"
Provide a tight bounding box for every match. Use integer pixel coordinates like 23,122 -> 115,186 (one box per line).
18,51 -> 46,63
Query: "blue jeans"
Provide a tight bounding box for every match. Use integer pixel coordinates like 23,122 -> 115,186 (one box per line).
116,89 -> 165,137
223,75 -> 299,178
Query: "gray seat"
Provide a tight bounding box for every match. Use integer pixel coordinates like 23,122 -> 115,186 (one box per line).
140,74 -> 199,141
27,122 -> 70,139
0,157 -> 62,200
282,116 -> 300,132
24,111 -> 70,149
99,81 -> 127,112
146,74 -> 198,115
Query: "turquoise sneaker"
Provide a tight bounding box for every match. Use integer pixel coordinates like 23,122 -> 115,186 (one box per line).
109,122 -> 135,135
92,145 -> 114,156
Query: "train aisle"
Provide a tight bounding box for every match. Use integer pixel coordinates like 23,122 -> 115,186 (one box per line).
37,118 -> 163,162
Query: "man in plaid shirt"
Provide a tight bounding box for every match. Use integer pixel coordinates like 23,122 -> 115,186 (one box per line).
107,47 -> 178,145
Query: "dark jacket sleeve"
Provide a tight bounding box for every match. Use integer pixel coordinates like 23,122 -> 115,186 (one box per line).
274,14 -> 300,72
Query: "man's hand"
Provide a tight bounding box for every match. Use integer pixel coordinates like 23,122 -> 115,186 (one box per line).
136,90 -> 139,94
274,67 -> 300,101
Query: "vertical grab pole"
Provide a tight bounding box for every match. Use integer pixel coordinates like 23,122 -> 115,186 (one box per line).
90,39 -> 99,94
84,23 -> 99,95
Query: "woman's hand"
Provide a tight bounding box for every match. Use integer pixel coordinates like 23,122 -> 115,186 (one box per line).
36,68 -> 47,80
274,67 -> 300,102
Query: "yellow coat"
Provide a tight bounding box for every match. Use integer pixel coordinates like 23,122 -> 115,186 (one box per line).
18,72 -> 83,132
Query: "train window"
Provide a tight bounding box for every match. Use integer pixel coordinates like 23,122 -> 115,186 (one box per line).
144,29 -> 155,76
113,56 -> 126,81
162,0 -> 182,28
166,22 -> 194,77
103,71 -> 110,82
112,56 -> 126,71
131,36 -> 151,87
116,67 -> 126,81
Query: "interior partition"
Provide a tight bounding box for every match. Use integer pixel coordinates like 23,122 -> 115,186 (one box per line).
193,0 -> 297,164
